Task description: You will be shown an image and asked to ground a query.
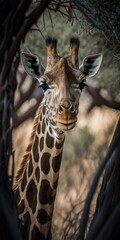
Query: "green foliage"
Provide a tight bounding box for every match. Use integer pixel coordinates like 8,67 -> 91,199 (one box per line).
63,127 -> 95,162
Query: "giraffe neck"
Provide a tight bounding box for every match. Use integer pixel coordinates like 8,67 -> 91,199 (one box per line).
15,104 -> 65,240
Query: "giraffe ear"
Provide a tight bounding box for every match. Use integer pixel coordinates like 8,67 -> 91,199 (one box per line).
21,52 -> 45,79
79,54 -> 102,79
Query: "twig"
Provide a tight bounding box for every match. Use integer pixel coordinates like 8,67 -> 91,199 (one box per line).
14,80 -> 35,111
13,100 -> 41,128
35,23 -> 46,40
86,86 -> 120,112
0,0 -> 51,85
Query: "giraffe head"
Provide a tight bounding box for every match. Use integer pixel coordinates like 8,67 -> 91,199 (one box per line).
21,37 -> 102,132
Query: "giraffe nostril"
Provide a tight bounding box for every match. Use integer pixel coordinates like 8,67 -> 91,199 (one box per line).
59,105 -> 64,113
62,99 -> 72,110
70,105 -> 75,113
59,99 -> 75,113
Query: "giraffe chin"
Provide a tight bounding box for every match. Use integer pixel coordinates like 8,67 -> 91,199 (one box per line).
56,121 -> 76,132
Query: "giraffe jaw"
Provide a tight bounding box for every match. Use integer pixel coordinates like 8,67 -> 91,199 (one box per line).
57,122 -> 76,131
54,119 -> 77,131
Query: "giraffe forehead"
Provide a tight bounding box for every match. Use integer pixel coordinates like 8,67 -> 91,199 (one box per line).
44,57 -> 83,85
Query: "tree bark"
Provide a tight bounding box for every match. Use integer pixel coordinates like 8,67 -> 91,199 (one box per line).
87,119 -> 120,240
0,0 -> 51,239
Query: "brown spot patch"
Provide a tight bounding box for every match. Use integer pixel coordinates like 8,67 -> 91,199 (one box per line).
52,152 -> 62,172
39,180 -> 55,204
54,178 -> 58,189
22,212 -> 31,240
42,105 -> 46,115
37,123 -> 41,134
33,136 -> 39,162
28,155 -> 33,178
15,187 -> 20,205
55,138 -> 64,149
35,167 -> 40,183
49,126 -> 52,134
37,209 -> 50,224
26,179 -> 37,214
18,199 -> 25,215
21,169 -> 27,192
40,136 -> 44,152
32,225 -> 45,240
41,152 -> 50,174
40,113 -> 42,121
46,132 -> 54,149
42,118 -> 46,134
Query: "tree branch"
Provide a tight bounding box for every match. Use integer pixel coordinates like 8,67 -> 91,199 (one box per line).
13,100 -> 41,128
15,80 -> 35,111
86,86 -> 120,112
0,0 -> 51,85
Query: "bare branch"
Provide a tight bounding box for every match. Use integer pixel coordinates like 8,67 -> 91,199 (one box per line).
85,86 -> 120,112
15,81 -> 36,111
0,0 -> 51,86
13,100 -> 41,128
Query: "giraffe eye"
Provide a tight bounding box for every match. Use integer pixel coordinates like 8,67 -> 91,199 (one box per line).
78,80 -> 87,91
39,81 -> 49,92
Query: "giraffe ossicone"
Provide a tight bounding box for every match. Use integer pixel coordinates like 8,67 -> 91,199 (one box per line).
15,37 -> 102,240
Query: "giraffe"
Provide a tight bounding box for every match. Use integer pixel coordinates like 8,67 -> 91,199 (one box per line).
14,37 -> 102,240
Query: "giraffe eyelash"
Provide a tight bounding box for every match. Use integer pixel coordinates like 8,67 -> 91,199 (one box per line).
39,81 -> 55,92
78,80 -> 88,91
72,80 -> 87,91
39,81 -> 49,92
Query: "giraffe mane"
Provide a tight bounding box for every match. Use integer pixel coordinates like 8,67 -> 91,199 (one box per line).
14,104 -> 42,189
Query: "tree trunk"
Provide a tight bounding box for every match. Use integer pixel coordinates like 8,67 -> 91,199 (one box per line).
0,0 -> 51,239
87,119 -> 120,240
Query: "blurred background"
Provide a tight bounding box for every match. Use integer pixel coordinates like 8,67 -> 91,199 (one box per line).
12,7 -> 119,239
0,1 -> 120,239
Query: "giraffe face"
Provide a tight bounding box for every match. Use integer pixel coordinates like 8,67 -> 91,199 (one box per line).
21,37 -> 102,132
40,57 -> 85,131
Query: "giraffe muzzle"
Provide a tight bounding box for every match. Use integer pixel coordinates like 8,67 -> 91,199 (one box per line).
54,99 -> 78,131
